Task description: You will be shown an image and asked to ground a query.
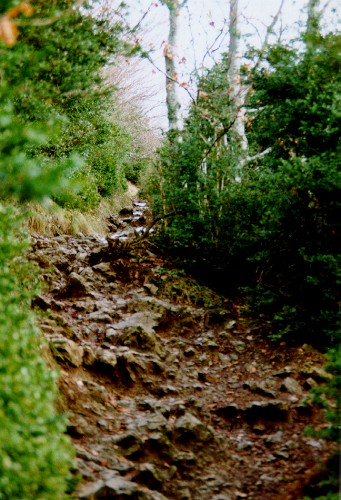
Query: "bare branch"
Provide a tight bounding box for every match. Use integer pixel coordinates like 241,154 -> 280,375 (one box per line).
253,0 -> 286,71
129,3 -> 154,34
144,53 -> 195,103
239,147 -> 272,168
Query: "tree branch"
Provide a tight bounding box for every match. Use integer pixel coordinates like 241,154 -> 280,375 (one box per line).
144,53 -> 195,102
239,147 -> 272,168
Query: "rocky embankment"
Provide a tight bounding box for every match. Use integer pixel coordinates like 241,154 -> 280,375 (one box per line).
30,199 -> 334,499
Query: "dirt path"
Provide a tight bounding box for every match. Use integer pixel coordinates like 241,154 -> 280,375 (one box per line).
30,198 -> 334,499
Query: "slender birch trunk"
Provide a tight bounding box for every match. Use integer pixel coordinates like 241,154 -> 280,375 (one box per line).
162,0 -> 181,131
227,0 -> 248,167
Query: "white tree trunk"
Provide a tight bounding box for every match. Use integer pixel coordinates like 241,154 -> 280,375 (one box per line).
162,0 -> 181,131
227,0 -> 248,175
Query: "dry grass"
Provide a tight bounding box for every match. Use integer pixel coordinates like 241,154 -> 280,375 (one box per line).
25,184 -> 138,237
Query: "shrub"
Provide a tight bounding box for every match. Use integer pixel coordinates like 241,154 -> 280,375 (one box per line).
0,206 -> 74,499
147,29 -> 340,347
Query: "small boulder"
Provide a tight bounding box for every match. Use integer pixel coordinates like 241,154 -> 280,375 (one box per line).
83,346 -> 96,366
95,349 -> 117,371
281,377 -> 303,396
49,335 -> 84,367
173,412 -> 213,444
118,326 -> 163,355
65,271 -> 89,297
135,463 -> 163,489
113,431 -> 144,458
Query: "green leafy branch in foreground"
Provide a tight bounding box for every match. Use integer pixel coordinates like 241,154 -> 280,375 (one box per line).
0,206 -> 75,499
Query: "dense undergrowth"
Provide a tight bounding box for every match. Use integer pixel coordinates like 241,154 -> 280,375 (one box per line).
144,18 -> 340,499
0,206 -> 75,499
146,30 -> 340,348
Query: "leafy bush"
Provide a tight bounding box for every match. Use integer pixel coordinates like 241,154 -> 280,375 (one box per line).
1,0 -> 139,209
302,347 -> 341,499
147,29 -> 340,347
0,206 -> 74,499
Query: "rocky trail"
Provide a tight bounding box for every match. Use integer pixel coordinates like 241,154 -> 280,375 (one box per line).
30,198 -> 335,500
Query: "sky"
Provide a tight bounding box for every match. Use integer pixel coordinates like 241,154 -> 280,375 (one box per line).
124,0 -> 339,131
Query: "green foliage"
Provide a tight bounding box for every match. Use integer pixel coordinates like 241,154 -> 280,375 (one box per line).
1,0 -> 142,209
0,97 -> 80,202
86,119 -> 131,196
247,33 -> 340,168
147,26 -> 340,347
302,347 -> 340,498
307,347 -> 341,443
0,206 -> 74,499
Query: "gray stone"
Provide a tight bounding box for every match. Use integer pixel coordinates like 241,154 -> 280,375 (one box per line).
243,379 -> 277,398
224,320 -> 236,330
135,463 -> 163,489
304,377 -> 318,389
109,312 -> 160,335
83,380 -> 108,404
281,377 -> 303,395
145,413 -> 172,434
103,475 -> 138,496
65,271 -> 89,297
144,283 -> 159,295
306,439 -> 324,449
230,340 -> 246,353
144,431 -> 173,456
273,366 -> 293,377
139,491 -> 169,500
76,479 -> 105,498
171,450 -> 197,465
184,347 -> 196,357
113,431 -> 144,458
174,412 -> 213,443
106,327 -> 120,339
244,400 -> 290,422
274,449 -> 290,459
207,340 -> 219,349
96,349 -> 117,370
49,335 -> 84,367
151,384 -> 179,397
237,439 -> 254,450
117,351 -> 147,383
118,326 -> 163,355
86,310 -> 113,322
83,346 -> 96,366
92,262 -> 115,275
264,431 -> 284,445
300,365 -> 332,380
218,353 -> 230,364
68,415 -> 89,437
127,296 -> 178,317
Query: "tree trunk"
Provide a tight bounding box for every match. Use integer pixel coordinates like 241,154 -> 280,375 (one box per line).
162,0 -> 181,131
227,0 -> 248,176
